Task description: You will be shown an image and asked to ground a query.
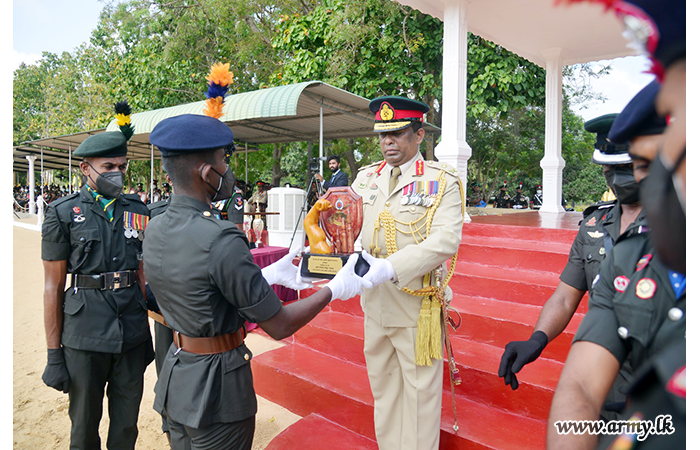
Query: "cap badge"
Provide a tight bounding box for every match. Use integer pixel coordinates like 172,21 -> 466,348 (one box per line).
379,102 -> 395,121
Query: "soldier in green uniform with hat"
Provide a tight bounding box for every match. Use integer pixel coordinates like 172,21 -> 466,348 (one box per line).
143,112 -> 370,450
41,130 -> 154,450
547,80 -> 684,449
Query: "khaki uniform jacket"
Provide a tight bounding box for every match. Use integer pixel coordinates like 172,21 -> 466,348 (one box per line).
352,158 -> 464,328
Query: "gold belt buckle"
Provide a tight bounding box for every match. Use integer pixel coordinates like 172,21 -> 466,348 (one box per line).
112,272 -> 122,290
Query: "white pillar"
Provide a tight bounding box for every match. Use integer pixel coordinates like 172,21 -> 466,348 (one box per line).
319,105 -> 324,179
25,155 -> 37,214
539,48 -> 565,214
435,0 -> 471,222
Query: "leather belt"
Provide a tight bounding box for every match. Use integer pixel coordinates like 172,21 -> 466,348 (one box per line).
72,270 -> 137,291
173,327 -> 247,356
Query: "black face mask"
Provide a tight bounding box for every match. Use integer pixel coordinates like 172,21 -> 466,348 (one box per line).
86,162 -> 125,199
641,149 -> 686,274
204,165 -> 235,202
604,165 -> 640,204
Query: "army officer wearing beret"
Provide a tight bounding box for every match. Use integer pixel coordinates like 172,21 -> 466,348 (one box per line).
144,113 -> 370,450
352,96 -> 464,450
41,131 -> 154,450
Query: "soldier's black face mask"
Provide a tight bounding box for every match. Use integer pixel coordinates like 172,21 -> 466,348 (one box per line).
86,162 -> 125,199
203,165 -> 235,202
641,149 -> 686,274
604,165 -> 640,205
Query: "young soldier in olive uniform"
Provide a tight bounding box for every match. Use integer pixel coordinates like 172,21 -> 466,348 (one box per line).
351,96 -> 464,450
548,80 -> 683,449
499,113 -> 645,421
41,131 -> 154,450
143,114 -> 369,450
468,182 -> 485,207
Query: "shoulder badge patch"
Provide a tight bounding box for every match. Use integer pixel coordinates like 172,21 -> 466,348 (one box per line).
614,275 -> 630,293
636,254 -> 653,271
635,278 -> 657,299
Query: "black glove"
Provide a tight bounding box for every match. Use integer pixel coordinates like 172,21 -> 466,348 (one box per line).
42,348 -> 70,393
498,331 -> 548,390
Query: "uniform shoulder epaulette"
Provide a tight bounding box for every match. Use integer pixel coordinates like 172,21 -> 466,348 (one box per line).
425,160 -> 460,177
49,192 -> 81,211
582,200 -> 616,218
148,199 -> 168,211
358,161 -> 382,171
123,193 -> 142,202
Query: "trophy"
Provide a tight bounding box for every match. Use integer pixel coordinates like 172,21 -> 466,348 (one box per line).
300,186 -> 369,279
252,205 -> 265,248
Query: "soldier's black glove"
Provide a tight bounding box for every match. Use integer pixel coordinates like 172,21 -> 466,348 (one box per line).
42,348 -> 70,393
498,331 -> 549,390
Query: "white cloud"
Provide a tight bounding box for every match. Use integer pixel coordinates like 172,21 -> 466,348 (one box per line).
13,49 -> 42,72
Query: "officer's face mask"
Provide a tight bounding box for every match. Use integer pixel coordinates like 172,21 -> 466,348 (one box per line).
641,149 -> 686,274
203,165 -> 235,202
86,162 -> 125,199
604,165 -> 640,205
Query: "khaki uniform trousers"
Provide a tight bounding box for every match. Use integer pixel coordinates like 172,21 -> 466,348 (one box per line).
364,314 -> 443,450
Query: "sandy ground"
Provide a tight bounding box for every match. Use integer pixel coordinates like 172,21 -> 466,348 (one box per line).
12,221 -> 301,449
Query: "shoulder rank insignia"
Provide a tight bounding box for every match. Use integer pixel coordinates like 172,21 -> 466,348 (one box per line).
614,275 -> 630,293
635,278 -> 657,299
587,230 -> 604,239
586,216 -> 597,227
636,253 -> 652,271
234,196 -> 243,210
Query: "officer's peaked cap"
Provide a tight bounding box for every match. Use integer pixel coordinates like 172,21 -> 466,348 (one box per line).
584,113 -> 632,165
150,114 -> 234,155
74,132 -> 128,158
369,96 -> 429,133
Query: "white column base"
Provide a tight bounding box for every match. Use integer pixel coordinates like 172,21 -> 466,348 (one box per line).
435,139 -> 472,222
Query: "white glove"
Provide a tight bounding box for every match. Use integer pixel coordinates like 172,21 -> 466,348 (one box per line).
326,253 -> 373,300
360,250 -> 396,287
261,246 -> 313,290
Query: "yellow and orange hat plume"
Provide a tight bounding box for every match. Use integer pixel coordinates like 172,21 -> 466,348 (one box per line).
203,62 -> 234,119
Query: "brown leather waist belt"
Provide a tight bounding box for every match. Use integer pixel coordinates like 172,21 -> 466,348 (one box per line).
172,327 -> 247,355
72,270 -> 137,291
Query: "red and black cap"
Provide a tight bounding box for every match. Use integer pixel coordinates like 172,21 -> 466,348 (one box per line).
369,96 -> 429,132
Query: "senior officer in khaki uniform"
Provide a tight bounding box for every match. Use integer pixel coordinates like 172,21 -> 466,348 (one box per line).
143,113 -> 369,450
41,131 -> 154,450
499,114 -> 646,421
352,96 -> 464,450
548,80 -> 684,449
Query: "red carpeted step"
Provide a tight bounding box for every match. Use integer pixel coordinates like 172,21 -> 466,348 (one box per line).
290,311 -> 564,420
252,344 -> 546,449
457,242 -> 570,274
449,269 -> 559,307
265,413 -> 377,450
462,221 -> 578,246
448,295 -> 584,362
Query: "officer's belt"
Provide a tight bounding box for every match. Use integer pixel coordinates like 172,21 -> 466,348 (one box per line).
173,327 -> 247,355
72,270 -> 137,290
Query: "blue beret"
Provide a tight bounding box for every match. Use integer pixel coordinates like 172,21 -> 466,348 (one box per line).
150,114 -> 233,155
621,0 -> 685,68
584,113 -> 632,165
369,96 -> 429,132
608,81 -> 666,145
74,132 -> 128,158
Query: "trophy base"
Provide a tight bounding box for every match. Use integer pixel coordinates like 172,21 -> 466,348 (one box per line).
300,252 -> 370,279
